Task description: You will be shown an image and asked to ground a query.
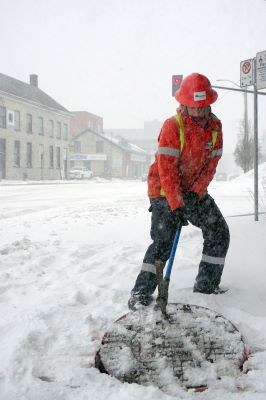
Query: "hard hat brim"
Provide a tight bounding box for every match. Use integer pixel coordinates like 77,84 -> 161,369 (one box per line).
175,88 -> 218,107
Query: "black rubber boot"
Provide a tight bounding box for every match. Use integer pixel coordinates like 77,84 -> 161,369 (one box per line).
128,271 -> 157,310
193,263 -> 223,294
128,293 -> 154,310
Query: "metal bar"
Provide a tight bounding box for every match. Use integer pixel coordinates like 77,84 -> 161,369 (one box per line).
156,228 -> 182,315
212,85 -> 266,95
253,58 -> 259,221
227,212 -> 266,218
164,228 -> 182,279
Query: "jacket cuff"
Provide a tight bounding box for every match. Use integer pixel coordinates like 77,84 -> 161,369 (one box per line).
167,195 -> 184,210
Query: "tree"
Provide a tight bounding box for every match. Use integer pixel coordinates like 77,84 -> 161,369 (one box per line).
234,119 -> 262,173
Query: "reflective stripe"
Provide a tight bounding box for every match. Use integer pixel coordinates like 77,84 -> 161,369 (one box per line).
141,262 -> 157,274
201,254 -> 225,265
212,130 -> 218,148
174,113 -> 185,151
157,146 -> 180,157
209,148 -> 223,159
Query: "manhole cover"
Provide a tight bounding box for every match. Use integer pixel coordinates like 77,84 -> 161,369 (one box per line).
95,303 -> 247,390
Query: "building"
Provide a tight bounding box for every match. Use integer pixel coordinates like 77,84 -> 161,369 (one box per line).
105,119 -> 163,156
0,73 -> 72,180
70,110 -> 103,136
70,112 -> 151,179
70,129 -> 150,179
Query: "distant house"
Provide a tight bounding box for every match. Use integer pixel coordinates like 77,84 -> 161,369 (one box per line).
105,119 -> 163,156
70,111 -> 151,179
0,73 -> 72,180
70,128 -> 150,179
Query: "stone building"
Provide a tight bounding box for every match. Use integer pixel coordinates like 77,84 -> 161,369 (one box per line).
0,73 -> 71,180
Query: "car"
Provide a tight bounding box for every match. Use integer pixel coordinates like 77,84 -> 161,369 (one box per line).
69,167 -> 93,180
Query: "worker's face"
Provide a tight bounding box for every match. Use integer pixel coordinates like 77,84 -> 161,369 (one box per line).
187,106 -> 208,118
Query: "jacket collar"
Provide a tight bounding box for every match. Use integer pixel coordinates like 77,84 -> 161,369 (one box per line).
177,107 -> 211,129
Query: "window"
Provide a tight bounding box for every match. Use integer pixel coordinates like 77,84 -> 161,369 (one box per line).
0,106 -> 6,128
96,141 -> 104,153
49,146 -> 54,168
26,114 -> 32,133
73,141 -> 81,153
56,122 -> 61,139
14,140 -> 20,167
14,111 -> 20,130
26,143 -> 32,167
7,110 -> 14,126
37,116 -> 44,135
56,147 -> 61,168
48,120 -> 54,137
63,123 -> 68,140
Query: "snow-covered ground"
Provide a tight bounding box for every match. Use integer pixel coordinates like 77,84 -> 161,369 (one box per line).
0,167 -> 266,400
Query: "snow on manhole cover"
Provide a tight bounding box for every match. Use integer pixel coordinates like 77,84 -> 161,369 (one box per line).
95,303 -> 247,390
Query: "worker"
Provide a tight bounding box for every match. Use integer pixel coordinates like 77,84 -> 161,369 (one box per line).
128,73 -> 230,310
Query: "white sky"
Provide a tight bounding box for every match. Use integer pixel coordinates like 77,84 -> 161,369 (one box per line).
1,0 -> 266,151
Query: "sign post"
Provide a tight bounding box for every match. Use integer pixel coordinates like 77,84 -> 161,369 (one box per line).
239,51 -> 266,221
240,54 -> 264,221
253,57 -> 259,221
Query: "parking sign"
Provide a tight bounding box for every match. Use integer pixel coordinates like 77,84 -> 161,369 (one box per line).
256,50 -> 266,90
240,59 -> 253,87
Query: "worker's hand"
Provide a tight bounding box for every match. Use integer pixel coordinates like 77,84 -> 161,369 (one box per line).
171,207 -> 188,227
183,191 -> 199,208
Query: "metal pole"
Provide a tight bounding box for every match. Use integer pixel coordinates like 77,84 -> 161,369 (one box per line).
214,81 -> 262,222
212,85 -> 266,95
243,89 -> 248,173
253,58 -> 259,221
244,89 -> 248,140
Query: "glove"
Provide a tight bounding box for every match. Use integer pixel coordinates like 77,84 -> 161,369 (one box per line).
183,192 -> 199,208
171,207 -> 188,227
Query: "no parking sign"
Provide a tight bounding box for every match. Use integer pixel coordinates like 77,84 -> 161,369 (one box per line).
240,58 -> 253,87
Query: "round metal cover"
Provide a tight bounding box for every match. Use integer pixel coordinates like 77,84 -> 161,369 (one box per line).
95,303 -> 247,390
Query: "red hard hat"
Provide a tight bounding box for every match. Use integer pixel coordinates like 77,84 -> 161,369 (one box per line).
175,73 -> 218,107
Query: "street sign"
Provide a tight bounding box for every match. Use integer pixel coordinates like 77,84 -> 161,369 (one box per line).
256,50 -> 266,90
240,58 -> 253,87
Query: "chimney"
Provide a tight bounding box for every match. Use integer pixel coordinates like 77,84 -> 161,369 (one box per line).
29,74 -> 38,88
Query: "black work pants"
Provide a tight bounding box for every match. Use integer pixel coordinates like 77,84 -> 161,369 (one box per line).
131,195 -> 230,295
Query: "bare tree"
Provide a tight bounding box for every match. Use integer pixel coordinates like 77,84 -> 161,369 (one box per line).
234,119 -> 262,173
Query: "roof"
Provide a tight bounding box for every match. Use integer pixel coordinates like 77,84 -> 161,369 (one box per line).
72,128 -> 148,155
0,73 -> 69,113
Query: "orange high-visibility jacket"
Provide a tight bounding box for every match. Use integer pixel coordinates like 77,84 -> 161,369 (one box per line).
148,109 -> 223,210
